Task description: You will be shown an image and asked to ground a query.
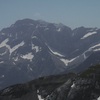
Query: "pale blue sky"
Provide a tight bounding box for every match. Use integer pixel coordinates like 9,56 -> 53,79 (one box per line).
0,0 -> 100,30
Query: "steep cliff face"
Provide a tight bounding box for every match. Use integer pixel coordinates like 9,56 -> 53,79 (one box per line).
45,65 -> 100,100
0,65 -> 100,100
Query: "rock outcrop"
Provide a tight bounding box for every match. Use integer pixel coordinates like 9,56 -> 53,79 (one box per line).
0,65 -> 100,100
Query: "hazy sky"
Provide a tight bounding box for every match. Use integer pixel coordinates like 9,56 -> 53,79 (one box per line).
0,0 -> 100,30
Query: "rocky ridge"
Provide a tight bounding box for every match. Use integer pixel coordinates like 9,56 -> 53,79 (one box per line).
0,64 -> 100,100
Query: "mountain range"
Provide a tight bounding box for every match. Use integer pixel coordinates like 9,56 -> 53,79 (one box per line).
0,19 -> 100,90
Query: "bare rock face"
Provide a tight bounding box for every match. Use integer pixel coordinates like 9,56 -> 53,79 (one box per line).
0,65 -> 100,100
0,83 -> 38,100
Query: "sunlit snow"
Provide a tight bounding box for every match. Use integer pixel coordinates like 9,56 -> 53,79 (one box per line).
13,57 -> 19,61
0,39 -> 25,55
60,59 -> 69,66
62,42 -> 100,66
97,96 -> 100,100
32,44 -> 40,53
91,43 -> 100,49
57,28 -> 61,32
71,83 -> 75,88
86,43 -> 100,52
0,61 -> 4,64
50,50 -> 64,57
82,52 -> 87,59
60,57 -> 77,66
94,48 -> 100,51
0,38 -> 9,48
81,31 -> 97,39
83,43 -> 100,53
21,52 -> 34,61
9,41 -> 25,55
0,50 -> 7,56
27,65 -> 33,71
38,95 -> 44,100
37,90 -> 44,100
46,43 -> 65,57
32,35 -> 37,39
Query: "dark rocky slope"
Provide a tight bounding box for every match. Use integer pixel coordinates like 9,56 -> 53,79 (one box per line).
0,64 -> 100,100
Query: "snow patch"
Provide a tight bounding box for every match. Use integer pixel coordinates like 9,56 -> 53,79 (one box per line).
60,59 -> 69,66
0,39 -> 25,55
0,50 -> 7,56
81,31 -> 97,39
61,43 -> 100,67
27,65 -> 33,71
32,36 -> 37,39
46,43 -> 65,57
37,90 -> 39,93
97,96 -> 100,100
60,49 -> 89,66
0,38 -> 9,48
38,95 -> 44,100
94,48 -> 100,51
13,57 -> 19,61
9,41 -> 25,55
82,43 -> 100,55
57,28 -> 61,32
91,43 -> 100,49
71,83 -> 75,88
32,44 -> 40,53
60,57 -> 77,66
21,52 -> 34,61
82,52 -> 87,59
0,61 -> 4,64
62,43 -> 100,66
50,50 -> 64,57
0,75 -> 4,78
86,43 -> 100,52
37,90 -> 44,100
